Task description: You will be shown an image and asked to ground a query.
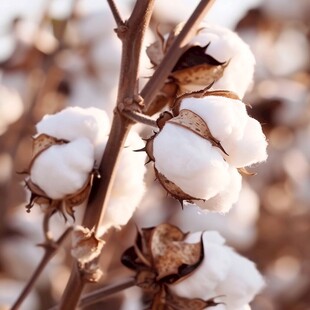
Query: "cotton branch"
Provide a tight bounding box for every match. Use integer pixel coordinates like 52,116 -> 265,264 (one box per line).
58,0 -> 217,308
58,1 -> 155,308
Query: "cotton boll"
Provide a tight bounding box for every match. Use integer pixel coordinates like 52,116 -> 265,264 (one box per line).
36,106 -> 110,163
30,138 -> 94,199
189,24 -> 256,98
170,231 -> 264,309
99,131 -> 146,233
196,166 -> 242,213
153,123 -> 231,200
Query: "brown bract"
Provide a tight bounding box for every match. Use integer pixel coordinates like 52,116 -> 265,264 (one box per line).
146,24 -> 229,115
23,133 -> 96,219
71,226 -> 105,283
121,223 -> 220,309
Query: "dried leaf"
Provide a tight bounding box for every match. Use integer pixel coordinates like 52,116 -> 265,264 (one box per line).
156,111 -> 174,129
155,168 -> 201,203
172,43 -> 225,71
238,167 -> 257,176
71,226 -> 104,267
203,89 -> 240,101
146,82 -> 178,116
150,224 -> 204,282
31,133 -> 67,163
147,40 -> 165,67
168,109 -> 228,155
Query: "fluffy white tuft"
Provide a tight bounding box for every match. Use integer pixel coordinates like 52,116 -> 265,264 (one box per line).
196,166 -> 242,213
180,96 -> 268,168
153,123 -> 231,201
30,138 -> 94,199
36,106 -> 110,164
170,231 -> 265,309
189,24 -> 256,98
99,131 -> 147,233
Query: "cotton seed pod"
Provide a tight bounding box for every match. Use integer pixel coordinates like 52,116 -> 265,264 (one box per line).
24,133 -> 96,219
145,109 -> 235,210
146,24 -> 229,115
121,223 -> 221,309
71,226 -> 104,282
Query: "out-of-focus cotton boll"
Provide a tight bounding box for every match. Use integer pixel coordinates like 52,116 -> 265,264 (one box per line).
99,131 -> 147,233
0,279 -> 39,310
189,24 -> 256,98
180,96 -> 268,168
262,0 -> 310,20
171,181 -> 260,250
153,0 -> 262,29
153,123 -> 231,202
170,231 -> 265,309
0,85 -> 24,135
30,138 -> 94,199
36,106 -> 110,163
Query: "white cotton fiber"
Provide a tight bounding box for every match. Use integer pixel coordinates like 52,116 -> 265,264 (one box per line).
170,231 -> 264,309
36,106 -> 110,164
153,123 -> 231,201
99,131 -> 147,233
180,96 -> 268,168
30,138 -> 94,199
196,166 -> 242,213
188,24 -> 256,98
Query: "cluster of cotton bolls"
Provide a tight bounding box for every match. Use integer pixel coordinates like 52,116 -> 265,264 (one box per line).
28,106 -> 146,232
147,24 -> 268,213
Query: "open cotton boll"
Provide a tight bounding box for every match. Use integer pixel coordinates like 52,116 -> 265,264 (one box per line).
99,131 -> 146,233
170,231 -> 232,300
170,231 -> 264,309
36,107 -> 110,164
153,123 -> 231,200
180,96 -> 268,168
190,24 -> 255,98
30,138 -> 94,199
195,166 -> 242,213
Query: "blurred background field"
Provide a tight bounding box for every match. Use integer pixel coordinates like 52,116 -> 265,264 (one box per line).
0,0 -> 309,309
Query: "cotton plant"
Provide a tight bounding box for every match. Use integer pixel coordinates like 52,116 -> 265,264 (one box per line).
11,1 -> 268,309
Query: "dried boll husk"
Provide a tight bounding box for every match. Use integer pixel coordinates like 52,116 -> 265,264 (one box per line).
23,133 -> 96,219
121,224 -> 221,309
146,23 -> 229,115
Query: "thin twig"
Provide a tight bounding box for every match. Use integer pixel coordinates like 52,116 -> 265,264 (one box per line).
122,110 -> 158,128
142,0 -> 216,114
107,0 -> 125,27
79,277 -> 135,308
11,227 -> 72,310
